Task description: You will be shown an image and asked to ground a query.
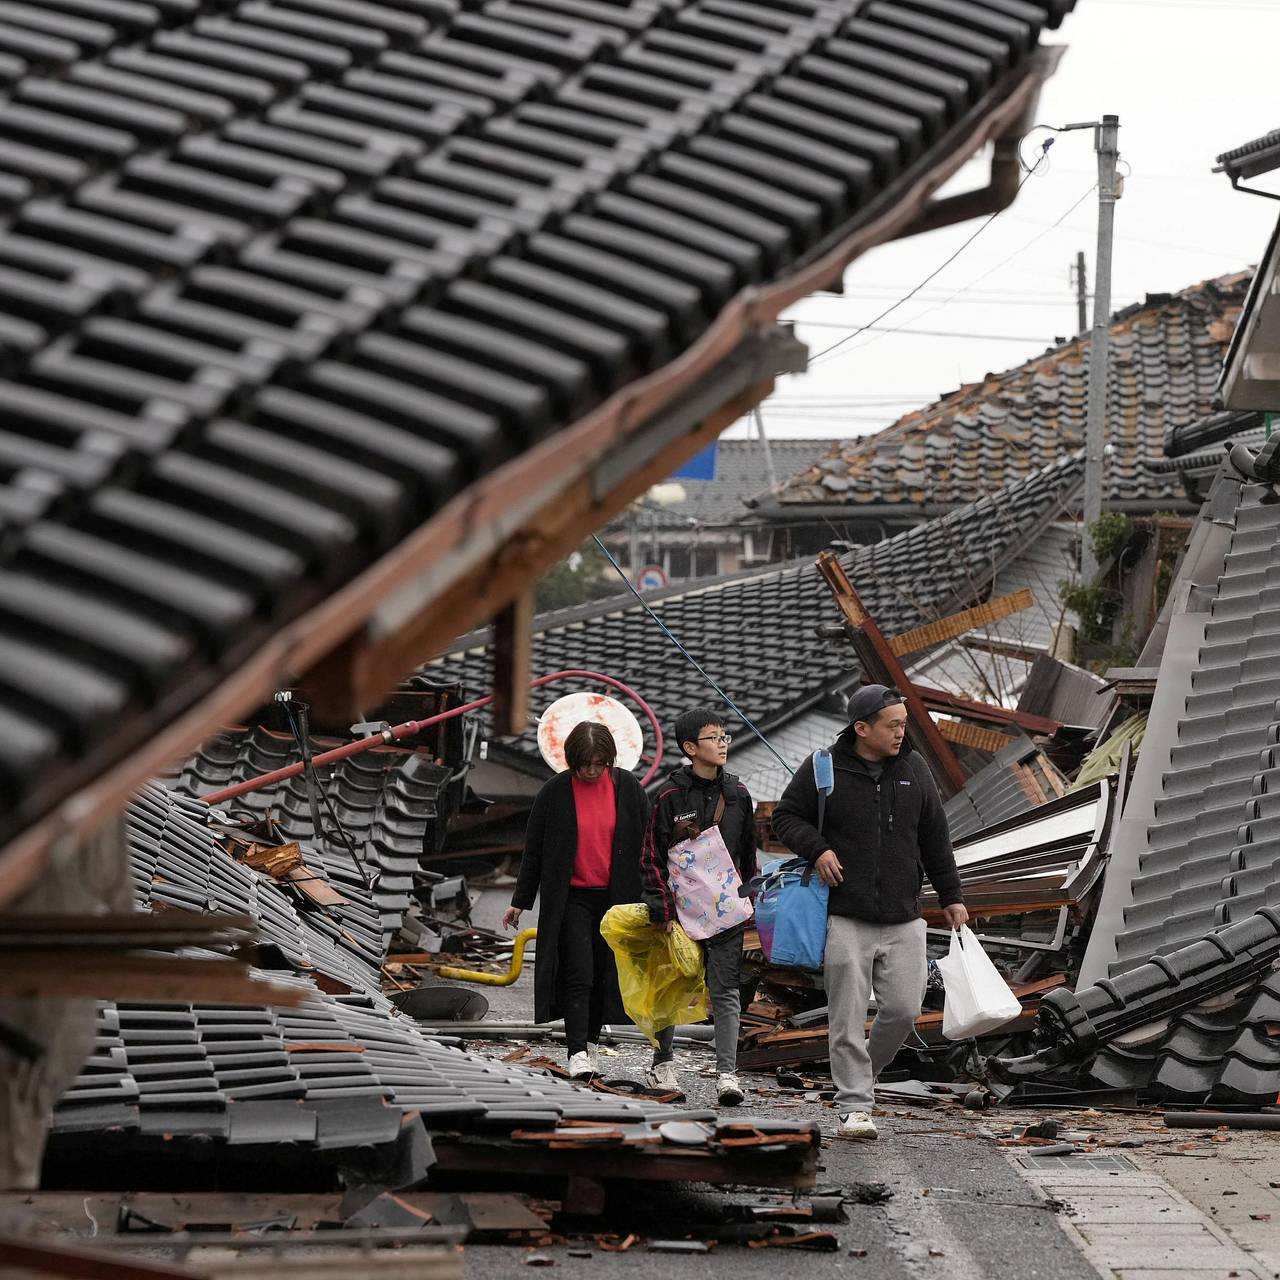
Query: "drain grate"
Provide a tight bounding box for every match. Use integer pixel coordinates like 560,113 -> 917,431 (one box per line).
1016,1153 -> 1139,1172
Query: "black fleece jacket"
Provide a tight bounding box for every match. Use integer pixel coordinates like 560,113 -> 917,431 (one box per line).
771,736 -> 962,923
641,765 -> 759,923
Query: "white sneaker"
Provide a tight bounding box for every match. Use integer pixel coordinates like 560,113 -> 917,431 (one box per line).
835,1111 -> 878,1141
717,1073 -> 744,1107
646,1060 -> 683,1097
567,1051 -> 594,1080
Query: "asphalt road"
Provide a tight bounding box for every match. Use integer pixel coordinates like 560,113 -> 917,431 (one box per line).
446,891 -> 1098,1279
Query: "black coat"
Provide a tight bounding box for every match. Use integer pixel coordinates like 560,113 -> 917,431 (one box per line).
772,737 -> 962,923
511,768 -> 649,1024
640,765 -> 759,924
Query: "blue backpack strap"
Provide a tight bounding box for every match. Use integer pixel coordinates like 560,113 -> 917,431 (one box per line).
813,747 -> 835,836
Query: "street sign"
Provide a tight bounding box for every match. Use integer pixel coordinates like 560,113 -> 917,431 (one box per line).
636,564 -> 668,591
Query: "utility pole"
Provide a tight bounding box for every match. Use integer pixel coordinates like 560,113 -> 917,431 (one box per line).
1072,250 -> 1088,336
1080,115 -> 1120,584
752,406 -> 778,490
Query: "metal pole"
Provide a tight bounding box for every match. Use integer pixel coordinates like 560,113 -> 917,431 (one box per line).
1074,250 -> 1088,335
753,406 -> 778,489
1080,115 -> 1120,584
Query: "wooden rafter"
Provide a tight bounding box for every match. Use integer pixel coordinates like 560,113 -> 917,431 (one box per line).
888,589 -> 1033,657
815,552 -> 969,797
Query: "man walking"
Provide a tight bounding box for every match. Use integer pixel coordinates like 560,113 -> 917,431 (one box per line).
772,685 -> 967,1140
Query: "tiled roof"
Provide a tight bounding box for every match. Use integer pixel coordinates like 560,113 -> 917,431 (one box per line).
0,0 -> 1077,847
1109,473 -> 1280,972
607,438 -> 834,531
992,453 -> 1280,1104
53,779 -> 822,1167
1215,128 -> 1280,180
165,727 -> 457,945
426,453 -> 1084,779
758,273 -> 1250,516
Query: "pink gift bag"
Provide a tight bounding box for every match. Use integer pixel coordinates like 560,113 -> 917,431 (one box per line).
667,826 -> 754,941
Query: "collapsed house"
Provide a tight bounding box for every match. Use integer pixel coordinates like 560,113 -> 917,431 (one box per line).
0,0 -> 1086,1232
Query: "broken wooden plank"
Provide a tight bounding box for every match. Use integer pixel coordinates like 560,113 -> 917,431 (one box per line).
0,954 -> 307,1004
936,719 -> 1018,752
888,590 -> 1033,657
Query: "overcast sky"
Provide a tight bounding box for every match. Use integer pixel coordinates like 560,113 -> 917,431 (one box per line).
724,0 -> 1280,442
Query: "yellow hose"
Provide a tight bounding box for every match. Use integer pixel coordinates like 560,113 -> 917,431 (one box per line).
437,928 -> 537,986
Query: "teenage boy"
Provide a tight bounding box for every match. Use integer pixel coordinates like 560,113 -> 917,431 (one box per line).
641,708 -> 759,1106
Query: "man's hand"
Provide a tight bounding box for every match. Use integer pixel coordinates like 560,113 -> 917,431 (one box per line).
814,850 -> 843,888
657,920 -> 674,934
942,903 -> 968,930
502,906 -> 522,931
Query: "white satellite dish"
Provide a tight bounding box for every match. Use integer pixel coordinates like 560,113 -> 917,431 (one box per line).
537,691 -> 645,773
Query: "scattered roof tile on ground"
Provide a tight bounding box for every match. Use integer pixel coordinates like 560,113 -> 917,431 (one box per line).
0,0 -> 1078,846
53,780 -> 820,1172
757,273 -> 1250,518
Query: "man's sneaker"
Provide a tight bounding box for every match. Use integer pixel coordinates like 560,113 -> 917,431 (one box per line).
646,1060 -> 684,1098
567,1051 -> 594,1080
834,1111 -> 878,1141
717,1073 -> 745,1107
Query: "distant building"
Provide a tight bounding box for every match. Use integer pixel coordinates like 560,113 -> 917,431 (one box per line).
599,438 -> 832,583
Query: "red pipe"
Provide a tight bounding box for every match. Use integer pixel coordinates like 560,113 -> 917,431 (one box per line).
198,669 -> 665,806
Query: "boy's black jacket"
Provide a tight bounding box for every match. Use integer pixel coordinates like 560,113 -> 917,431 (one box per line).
771,737 -> 962,923
641,765 -> 759,923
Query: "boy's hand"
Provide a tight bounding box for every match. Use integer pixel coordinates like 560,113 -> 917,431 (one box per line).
657,920 -> 674,934
814,850 -> 843,887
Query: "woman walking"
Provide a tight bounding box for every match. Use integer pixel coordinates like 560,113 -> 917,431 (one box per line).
503,721 -> 650,1078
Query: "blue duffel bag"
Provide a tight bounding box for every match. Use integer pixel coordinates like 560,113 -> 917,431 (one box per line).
750,856 -> 829,971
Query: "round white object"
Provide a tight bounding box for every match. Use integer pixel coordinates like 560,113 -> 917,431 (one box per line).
537,691 -> 644,773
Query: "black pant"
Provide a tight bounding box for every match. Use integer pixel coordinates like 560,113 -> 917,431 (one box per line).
559,887 -> 614,1056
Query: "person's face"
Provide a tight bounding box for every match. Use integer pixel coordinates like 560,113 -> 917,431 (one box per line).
855,705 -> 908,759
684,724 -> 730,769
574,756 -> 608,782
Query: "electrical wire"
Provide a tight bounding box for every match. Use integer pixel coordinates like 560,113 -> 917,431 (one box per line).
823,181 -> 1098,362
591,535 -> 795,776
808,139 -> 1055,366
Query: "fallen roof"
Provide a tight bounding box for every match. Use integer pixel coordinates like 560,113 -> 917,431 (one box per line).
753,272 -> 1250,517
426,452 -> 1084,781
0,0 -> 1078,906
51,779 -> 822,1182
991,446 -> 1280,1103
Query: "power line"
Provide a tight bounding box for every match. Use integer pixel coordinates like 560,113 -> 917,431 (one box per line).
794,320 -> 1054,342
823,181 -> 1097,363
809,141 -> 1053,366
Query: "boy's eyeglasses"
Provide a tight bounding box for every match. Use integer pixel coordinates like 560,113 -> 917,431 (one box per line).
697,733 -> 732,745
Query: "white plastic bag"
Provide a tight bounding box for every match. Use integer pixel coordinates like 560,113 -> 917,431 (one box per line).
936,925 -> 1022,1040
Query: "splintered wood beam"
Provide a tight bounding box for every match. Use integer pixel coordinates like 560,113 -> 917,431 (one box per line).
0,955 -> 308,1004
491,590 -> 535,737
888,589 -> 1034,657
814,551 -> 969,797
914,684 -> 1061,735
935,718 -> 1017,753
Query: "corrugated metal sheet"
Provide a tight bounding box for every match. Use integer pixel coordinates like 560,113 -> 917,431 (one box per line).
729,710 -> 848,804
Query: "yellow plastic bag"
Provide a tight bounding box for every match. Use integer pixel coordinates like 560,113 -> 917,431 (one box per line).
599,903 -> 709,1045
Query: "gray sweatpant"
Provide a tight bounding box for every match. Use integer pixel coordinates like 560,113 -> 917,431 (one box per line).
654,926 -> 743,1074
824,915 -> 928,1113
